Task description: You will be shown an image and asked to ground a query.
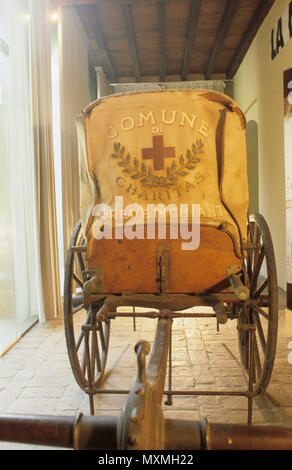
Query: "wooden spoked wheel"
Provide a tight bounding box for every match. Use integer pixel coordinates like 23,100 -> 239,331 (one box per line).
238,213 -> 278,395
63,220 -> 110,398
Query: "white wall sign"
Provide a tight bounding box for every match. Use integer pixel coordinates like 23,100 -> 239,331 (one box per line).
284,69 -> 292,304
271,0 -> 292,60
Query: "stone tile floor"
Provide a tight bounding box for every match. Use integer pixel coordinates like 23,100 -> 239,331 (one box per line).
0,298 -> 292,450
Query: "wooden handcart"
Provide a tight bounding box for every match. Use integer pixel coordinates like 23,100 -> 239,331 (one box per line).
61,89 -> 278,449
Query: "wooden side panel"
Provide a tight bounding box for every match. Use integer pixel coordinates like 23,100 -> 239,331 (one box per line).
87,226 -> 241,294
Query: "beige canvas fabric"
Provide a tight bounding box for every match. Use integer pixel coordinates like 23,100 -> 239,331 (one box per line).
77,89 -> 249,257
76,114 -> 95,233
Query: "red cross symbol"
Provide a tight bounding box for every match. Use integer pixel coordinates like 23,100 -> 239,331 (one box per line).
142,135 -> 176,171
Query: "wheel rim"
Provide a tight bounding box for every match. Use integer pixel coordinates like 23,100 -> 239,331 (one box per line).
63,220 -> 110,392
238,213 -> 278,394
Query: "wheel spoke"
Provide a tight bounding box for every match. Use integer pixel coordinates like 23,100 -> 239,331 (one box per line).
91,329 -> 97,379
84,330 -> 93,385
73,303 -> 84,314
249,247 -> 265,293
250,222 -> 256,244
252,310 -> 267,354
250,303 -> 269,320
249,332 -> 256,383
77,252 -> 86,282
247,223 -> 253,278
95,333 -> 102,372
247,248 -> 253,280
243,331 -> 249,370
253,336 -> 262,380
75,309 -> 90,351
73,273 -> 83,288
99,321 -> 106,351
252,226 -> 261,269
81,342 -> 87,375
76,330 -> 84,351
253,278 -> 268,299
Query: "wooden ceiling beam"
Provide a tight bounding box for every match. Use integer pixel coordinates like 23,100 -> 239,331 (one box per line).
227,0 -> 276,78
51,0 -> 178,6
205,0 -> 240,80
181,0 -> 203,81
53,0 -> 276,81
74,4 -> 117,82
157,1 -> 167,82
121,3 -> 141,82
52,0 -> 100,5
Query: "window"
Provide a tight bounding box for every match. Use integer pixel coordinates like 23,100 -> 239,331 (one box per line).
0,0 -> 42,354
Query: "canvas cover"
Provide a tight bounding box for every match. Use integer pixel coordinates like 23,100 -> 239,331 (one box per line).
76,89 -> 249,258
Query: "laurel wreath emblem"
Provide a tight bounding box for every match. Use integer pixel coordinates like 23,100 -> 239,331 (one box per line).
111,140 -> 204,189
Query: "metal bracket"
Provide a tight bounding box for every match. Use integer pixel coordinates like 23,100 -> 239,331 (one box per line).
83,266 -> 104,295
226,264 -> 242,293
243,242 -> 261,251
229,273 -> 250,300
227,264 -> 242,276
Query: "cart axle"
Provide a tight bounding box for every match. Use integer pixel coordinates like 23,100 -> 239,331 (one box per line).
1,412 -> 292,450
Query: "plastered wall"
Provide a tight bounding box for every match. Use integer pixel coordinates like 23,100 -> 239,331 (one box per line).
234,0 -> 292,291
